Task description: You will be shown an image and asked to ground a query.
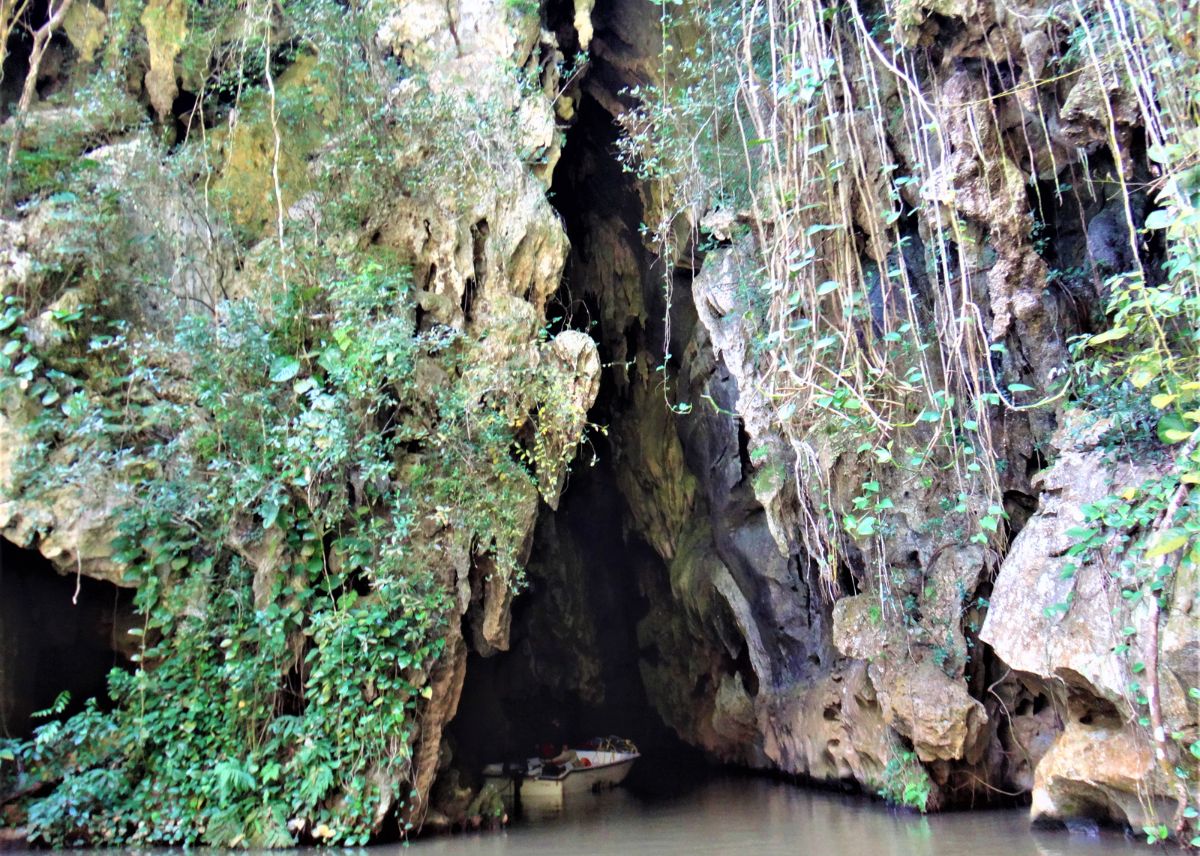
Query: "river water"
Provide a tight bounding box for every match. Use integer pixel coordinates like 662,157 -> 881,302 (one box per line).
406,777 -> 1142,856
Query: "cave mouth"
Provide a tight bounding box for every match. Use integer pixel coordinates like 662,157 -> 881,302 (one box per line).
0,538 -> 135,738
448,450 -> 705,796
446,68 -> 709,796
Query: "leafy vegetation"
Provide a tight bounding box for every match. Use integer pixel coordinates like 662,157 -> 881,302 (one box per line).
0,0 -> 590,846
1053,2 -> 1200,840
875,749 -> 932,813
0,236 -> 555,845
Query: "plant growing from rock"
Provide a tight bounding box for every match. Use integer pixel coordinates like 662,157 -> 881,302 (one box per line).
0,0 -> 597,846
617,0 -> 1198,835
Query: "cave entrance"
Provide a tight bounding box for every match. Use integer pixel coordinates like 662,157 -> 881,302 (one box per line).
446,62 -> 707,793
0,538 -> 135,738
449,453 -> 682,777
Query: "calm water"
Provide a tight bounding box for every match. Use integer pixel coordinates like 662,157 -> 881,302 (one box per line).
7,777 -> 1143,855
405,777 -> 1142,856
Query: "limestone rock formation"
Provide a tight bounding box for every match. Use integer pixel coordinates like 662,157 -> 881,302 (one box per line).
520,0 -> 1196,838
2,0 -> 1196,845
982,415 -> 1199,829
0,0 -> 600,843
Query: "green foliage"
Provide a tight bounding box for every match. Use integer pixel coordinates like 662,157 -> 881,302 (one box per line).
876,750 -> 932,813
2,248 -> 470,845
1059,0 -> 1200,652
0,0 -> 587,844
1053,3 -> 1200,840
0,172 -> 583,843
502,0 -> 540,18
616,0 -> 756,220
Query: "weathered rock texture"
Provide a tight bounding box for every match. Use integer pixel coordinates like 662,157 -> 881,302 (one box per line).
2,0 -> 1196,843
0,0 -> 599,838
982,415 -> 1198,829
517,0 -> 1196,837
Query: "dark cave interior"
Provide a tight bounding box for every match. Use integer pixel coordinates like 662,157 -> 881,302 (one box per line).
0,538 -> 134,738
446,33 -> 710,791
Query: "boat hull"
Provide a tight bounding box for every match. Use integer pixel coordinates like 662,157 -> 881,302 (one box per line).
482,750 -> 638,813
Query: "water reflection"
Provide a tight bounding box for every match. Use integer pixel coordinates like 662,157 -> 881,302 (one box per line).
405,778 -> 1140,856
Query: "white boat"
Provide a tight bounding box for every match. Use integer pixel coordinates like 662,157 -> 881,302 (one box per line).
482,748 -> 640,813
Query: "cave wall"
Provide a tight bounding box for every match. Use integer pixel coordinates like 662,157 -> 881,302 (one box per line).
448,456 -> 680,769
535,0 -> 1198,833
545,34 -> 856,776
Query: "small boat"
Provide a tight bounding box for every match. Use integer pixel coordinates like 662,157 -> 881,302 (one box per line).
482,743 -> 640,813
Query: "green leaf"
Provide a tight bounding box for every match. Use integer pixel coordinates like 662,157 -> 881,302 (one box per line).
1146,531 -> 1188,558
268,355 -> 301,383
260,498 -> 281,530
1087,326 -> 1129,346
1147,144 -> 1172,164
1143,208 -> 1174,230
1157,411 -> 1195,444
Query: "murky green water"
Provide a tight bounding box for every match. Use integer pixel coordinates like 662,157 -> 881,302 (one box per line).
8,776 -> 1143,854
405,777 -> 1142,856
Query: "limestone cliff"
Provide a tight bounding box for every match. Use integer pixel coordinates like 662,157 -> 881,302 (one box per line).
1,0 -> 1197,846
518,0 -> 1198,839
0,0 -> 598,845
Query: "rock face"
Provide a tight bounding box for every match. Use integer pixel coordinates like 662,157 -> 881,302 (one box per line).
1,140 -> 236,588
981,416 -> 1199,830
521,0 -> 1196,837
2,0 -> 1195,844
363,3 -> 603,819
0,0 -> 599,842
